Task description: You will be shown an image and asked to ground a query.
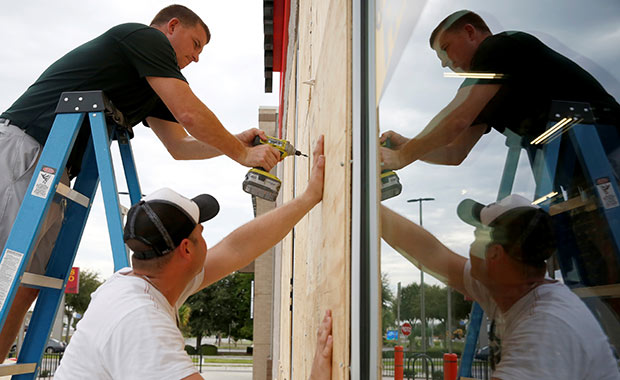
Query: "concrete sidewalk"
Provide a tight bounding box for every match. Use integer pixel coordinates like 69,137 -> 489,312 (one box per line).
200,367 -> 252,379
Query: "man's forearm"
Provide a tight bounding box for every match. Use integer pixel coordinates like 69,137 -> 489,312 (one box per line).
169,136 -> 223,160
419,123 -> 486,165
381,205 -> 466,289
400,114 -> 469,165
399,84 -> 499,166
147,117 -> 224,160
202,193 -> 318,287
147,76 -> 247,163
178,98 -> 247,163
227,194 -> 316,255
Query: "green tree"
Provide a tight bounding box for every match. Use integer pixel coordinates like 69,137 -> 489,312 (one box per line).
185,272 -> 253,351
400,282 -> 421,328
381,272 -> 395,330
64,269 -> 102,342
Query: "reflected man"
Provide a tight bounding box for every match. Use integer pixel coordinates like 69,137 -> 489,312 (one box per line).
382,195 -> 620,379
380,10 -> 620,170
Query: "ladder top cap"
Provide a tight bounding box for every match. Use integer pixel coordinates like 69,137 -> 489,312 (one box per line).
55,91 -> 131,130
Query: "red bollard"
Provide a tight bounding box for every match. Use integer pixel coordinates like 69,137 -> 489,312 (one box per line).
443,353 -> 458,380
394,346 -> 404,380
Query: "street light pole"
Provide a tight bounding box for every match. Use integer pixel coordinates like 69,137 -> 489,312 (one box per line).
407,197 -> 435,353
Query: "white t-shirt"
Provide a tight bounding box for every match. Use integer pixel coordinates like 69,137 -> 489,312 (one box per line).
54,267 -> 204,380
463,260 -> 620,380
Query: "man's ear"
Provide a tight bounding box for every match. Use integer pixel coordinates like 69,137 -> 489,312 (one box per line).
175,238 -> 192,261
167,18 -> 180,34
485,243 -> 503,261
463,23 -> 476,39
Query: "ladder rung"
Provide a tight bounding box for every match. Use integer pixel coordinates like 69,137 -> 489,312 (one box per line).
56,183 -> 90,207
0,362 -> 37,376
21,272 -> 63,289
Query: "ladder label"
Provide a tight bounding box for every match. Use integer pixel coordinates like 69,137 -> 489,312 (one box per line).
0,249 -> 24,312
31,166 -> 57,199
596,177 -> 619,209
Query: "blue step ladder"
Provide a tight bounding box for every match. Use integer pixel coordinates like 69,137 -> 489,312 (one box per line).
458,100 -> 620,378
0,91 -> 142,379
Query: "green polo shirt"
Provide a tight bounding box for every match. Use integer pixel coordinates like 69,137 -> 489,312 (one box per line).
1,23 -> 186,175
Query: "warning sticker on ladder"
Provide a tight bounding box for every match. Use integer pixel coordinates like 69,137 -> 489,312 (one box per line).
0,249 -> 24,312
32,166 -> 56,199
596,177 -> 619,209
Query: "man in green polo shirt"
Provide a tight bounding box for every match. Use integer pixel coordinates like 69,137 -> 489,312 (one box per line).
0,4 -> 281,359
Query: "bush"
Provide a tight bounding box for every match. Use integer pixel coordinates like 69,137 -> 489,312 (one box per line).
200,344 -> 218,355
184,345 -> 196,355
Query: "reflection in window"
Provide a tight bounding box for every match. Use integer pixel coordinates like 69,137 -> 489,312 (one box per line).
378,2 -> 620,379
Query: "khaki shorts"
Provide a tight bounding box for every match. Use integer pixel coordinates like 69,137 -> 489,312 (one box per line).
0,120 -> 68,275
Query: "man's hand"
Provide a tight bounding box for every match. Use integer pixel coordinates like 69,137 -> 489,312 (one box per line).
380,147 -> 406,170
235,128 -> 281,171
242,144 -> 281,171
302,135 -> 326,204
235,128 -> 267,147
309,310 -> 333,380
379,130 -> 409,170
379,130 -> 410,148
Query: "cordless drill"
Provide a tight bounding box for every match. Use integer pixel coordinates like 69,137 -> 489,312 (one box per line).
381,138 -> 402,201
242,135 -> 307,201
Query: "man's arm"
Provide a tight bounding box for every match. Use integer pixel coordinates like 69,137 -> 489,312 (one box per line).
147,117 -> 268,160
198,135 -> 325,290
418,123 -> 487,165
146,76 -> 280,170
380,84 -> 500,170
381,205 -> 468,295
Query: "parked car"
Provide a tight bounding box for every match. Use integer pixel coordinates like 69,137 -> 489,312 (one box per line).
10,338 -> 66,354
45,338 -> 66,353
475,345 -> 489,361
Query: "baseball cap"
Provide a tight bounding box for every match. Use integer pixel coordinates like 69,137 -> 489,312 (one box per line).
123,188 -> 219,259
457,194 -> 556,265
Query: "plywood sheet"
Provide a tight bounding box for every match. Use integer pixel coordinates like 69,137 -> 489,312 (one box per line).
288,0 -> 352,379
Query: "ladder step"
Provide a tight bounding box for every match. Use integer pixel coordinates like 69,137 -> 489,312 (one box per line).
0,362 -> 37,376
21,273 -> 63,289
56,183 -> 90,208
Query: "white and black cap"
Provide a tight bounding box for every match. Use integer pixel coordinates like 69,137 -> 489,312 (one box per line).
124,188 -> 219,260
457,194 -> 556,265
457,194 -> 539,227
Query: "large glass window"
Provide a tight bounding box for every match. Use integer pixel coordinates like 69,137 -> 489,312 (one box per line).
377,1 -> 620,378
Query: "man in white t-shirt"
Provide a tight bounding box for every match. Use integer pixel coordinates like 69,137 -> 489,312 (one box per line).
54,137 -> 333,380
382,194 -> 620,380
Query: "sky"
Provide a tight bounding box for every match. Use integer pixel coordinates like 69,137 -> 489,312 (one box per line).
378,0 -> 620,294
1,0 -> 619,298
0,1 -> 279,278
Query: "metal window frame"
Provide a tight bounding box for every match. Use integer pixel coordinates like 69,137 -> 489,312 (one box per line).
352,0 -> 380,378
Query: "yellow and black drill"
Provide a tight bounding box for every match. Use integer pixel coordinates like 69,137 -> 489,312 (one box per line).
242,135 -> 307,201
381,138 -> 402,201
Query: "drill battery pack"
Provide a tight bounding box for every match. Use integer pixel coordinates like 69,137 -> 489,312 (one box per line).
243,168 -> 282,202
381,170 -> 402,201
